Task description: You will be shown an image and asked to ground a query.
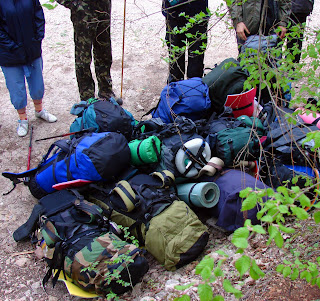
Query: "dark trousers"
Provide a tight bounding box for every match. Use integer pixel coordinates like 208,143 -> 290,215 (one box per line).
287,12 -> 308,64
71,5 -> 112,101
165,16 -> 208,82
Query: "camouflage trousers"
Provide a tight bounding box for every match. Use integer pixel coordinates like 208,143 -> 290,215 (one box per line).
71,7 -> 112,101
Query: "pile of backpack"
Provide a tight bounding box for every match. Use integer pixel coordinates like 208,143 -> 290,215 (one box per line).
3,57 -> 319,297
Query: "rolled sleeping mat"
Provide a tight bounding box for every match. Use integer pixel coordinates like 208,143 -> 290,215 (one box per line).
129,136 -> 161,166
175,138 -> 211,178
295,107 -> 320,129
176,182 -> 220,208
196,157 -> 224,178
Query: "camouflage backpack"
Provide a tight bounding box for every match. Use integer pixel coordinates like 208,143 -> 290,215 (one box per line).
15,190 -> 149,296
84,170 -> 209,271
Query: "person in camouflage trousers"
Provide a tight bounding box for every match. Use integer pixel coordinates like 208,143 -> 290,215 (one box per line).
56,0 -> 113,101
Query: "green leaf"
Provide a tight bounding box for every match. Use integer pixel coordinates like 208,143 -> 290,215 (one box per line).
250,260 -> 265,279
291,206 -> 309,220
268,224 -> 278,239
291,268 -> 300,280
278,205 -> 289,214
278,224 -> 295,234
198,283 -> 213,301
239,187 -> 252,198
223,279 -> 243,298
314,211 -> 320,223
232,227 -> 250,249
213,267 -> 224,277
316,277 -> 320,288
216,250 -> 228,257
195,256 -> 214,275
283,266 -> 292,278
276,264 -> 285,273
274,231 -> 284,248
174,296 -> 191,301
42,3 -> 57,9
201,266 -> 213,280
235,255 -> 251,278
300,270 -> 309,280
175,283 -> 194,291
261,215 -> 273,223
298,193 -> 311,208
242,193 -> 258,210
251,225 -> 266,234
305,271 -> 313,283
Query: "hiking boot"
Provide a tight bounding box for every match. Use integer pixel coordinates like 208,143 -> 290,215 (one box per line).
35,109 -> 57,123
17,120 -> 29,137
98,91 -> 123,105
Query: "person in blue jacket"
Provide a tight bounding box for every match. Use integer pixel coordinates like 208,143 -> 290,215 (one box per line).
162,0 -> 209,83
0,0 -> 57,137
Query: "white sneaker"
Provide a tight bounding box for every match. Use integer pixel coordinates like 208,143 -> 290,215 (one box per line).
17,120 -> 29,137
35,109 -> 57,123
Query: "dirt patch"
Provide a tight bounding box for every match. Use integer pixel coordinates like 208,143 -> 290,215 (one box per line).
0,1 -> 319,300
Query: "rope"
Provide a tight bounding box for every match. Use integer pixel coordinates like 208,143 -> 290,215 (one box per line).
120,0 -> 127,99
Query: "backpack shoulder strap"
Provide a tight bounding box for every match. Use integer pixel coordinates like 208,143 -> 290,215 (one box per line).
13,203 -> 44,242
151,170 -> 175,188
112,180 -> 138,212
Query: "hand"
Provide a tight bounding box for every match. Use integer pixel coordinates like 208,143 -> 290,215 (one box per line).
278,26 -> 287,39
236,22 -> 250,41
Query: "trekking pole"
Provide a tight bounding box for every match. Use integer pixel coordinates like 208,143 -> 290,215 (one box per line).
35,127 -> 95,142
120,0 -> 127,99
27,125 -> 33,170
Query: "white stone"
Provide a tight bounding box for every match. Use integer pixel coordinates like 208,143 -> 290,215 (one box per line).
139,297 -> 156,301
165,279 -> 180,290
14,257 -> 29,267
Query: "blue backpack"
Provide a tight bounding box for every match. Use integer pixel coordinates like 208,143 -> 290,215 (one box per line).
2,132 -> 131,199
152,78 -> 211,123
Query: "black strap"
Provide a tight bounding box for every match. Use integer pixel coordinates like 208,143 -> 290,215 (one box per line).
183,140 -> 207,176
227,138 -> 235,164
74,199 -> 104,226
312,116 -> 320,125
136,141 -> 144,164
232,102 -> 253,111
128,220 -> 145,245
13,204 -> 44,242
151,138 -> 161,162
188,183 -> 198,207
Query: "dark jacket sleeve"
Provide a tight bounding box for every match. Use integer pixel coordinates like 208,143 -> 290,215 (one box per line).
278,0 -> 291,27
228,0 -> 244,29
34,0 -> 45,40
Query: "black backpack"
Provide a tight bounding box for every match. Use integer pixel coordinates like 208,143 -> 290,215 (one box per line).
70,98 -> 134,140
202,58 -> 249,115
263,114 -> 318,165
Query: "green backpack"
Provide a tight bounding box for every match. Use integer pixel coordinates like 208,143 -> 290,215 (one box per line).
214,126 -> 261,166
84,170 -> 209,271
202,58 -> 248,115
15,190 -> 149,296
204,116 -> 264,167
